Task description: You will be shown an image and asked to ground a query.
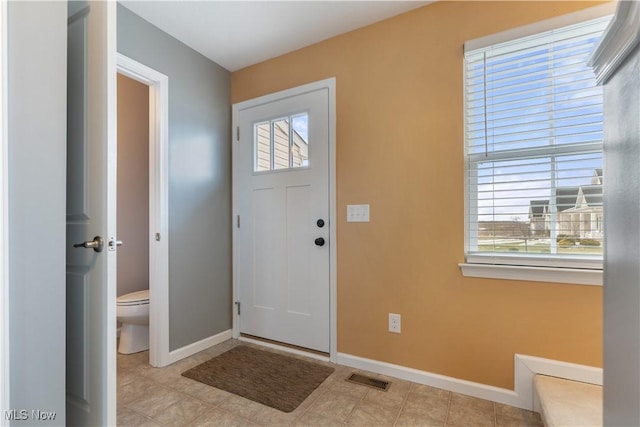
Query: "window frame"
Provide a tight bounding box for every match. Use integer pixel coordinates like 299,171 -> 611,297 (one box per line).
460,5 -> 615,285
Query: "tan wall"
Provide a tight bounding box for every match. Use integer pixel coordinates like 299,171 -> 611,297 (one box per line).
117,74 -> 149,297
231,1 -> 607,389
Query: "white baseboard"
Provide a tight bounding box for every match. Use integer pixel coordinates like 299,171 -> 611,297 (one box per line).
165,329 -> 232,366
336,352 -> 602,411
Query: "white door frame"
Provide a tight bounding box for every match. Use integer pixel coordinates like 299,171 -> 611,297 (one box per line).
0,0 -> 9,415
231,78 -> 337,362
116,53 -> 171,368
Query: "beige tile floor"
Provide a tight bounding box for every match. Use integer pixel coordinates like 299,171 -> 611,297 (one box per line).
117,339 -> 543,427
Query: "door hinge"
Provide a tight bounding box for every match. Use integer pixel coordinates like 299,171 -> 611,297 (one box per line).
237,215 -> 240,228
155,233 -> 161,241
236,126 -> 240,141
235,301 -> 241,315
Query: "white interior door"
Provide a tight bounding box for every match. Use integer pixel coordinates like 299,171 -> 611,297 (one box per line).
236,86 -> 330,353
66,2 -> 117,425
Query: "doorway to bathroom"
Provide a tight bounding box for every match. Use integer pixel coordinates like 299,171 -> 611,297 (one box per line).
116,73 -> 149,346
116,54 -> 170,368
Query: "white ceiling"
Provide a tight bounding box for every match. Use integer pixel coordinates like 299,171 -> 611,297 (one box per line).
120,1 -> 430,72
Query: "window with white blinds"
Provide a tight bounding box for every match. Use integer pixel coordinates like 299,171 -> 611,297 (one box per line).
464,16 -> 610,269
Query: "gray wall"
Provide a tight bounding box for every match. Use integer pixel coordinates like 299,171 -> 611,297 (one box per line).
117,74 -> 150,298
117,4 -> 232,350
8,1 -> 67,425
603,43 -> 640,426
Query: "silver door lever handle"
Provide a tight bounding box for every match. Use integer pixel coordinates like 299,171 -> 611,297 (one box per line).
73,236 -> 104,253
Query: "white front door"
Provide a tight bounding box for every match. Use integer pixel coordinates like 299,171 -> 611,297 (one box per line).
235,83 -> 332,353
66,2 -> 117,425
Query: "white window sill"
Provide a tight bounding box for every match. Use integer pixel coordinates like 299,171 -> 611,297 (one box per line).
459,263 -> 602,286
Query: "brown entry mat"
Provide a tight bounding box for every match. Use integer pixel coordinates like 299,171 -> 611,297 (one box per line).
181,345 -> 334,413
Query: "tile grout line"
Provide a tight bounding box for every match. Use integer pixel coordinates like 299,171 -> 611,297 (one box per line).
121,377 -> 172,407
391,380 -> 413,427
126,387 -> 187,426
120,357 -> 225,426
216,405 -> 257,427
289,381 -> 331,426
493,401 -> 498,427
443,390 -> 453,427
146,394 -> 189,427
166,394 -> 216,427
342,385 -> 369,426
120,402 -> 161,426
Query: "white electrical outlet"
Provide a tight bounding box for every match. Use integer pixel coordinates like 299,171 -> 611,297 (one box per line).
388,313 -> 401,333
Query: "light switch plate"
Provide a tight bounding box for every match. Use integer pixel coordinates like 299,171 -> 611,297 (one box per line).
347,204 -> 370,222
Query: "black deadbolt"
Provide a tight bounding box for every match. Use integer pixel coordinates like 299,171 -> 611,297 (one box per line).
317,219 -> 325,228
314,237 -> 325,247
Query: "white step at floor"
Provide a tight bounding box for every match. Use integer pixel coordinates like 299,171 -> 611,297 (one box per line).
534,374 -> 602,427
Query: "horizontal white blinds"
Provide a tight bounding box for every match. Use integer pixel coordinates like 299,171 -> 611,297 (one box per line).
464,16 -> 610,262
465,17 -> 610,157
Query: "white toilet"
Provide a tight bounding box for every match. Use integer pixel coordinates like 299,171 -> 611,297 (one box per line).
117,289 -> 150,354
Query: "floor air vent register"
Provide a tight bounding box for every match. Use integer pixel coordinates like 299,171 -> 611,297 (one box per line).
346,373 -> 391,391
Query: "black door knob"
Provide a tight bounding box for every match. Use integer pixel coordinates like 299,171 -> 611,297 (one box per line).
314,237 -> 325,247
317,219 -> 325,228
